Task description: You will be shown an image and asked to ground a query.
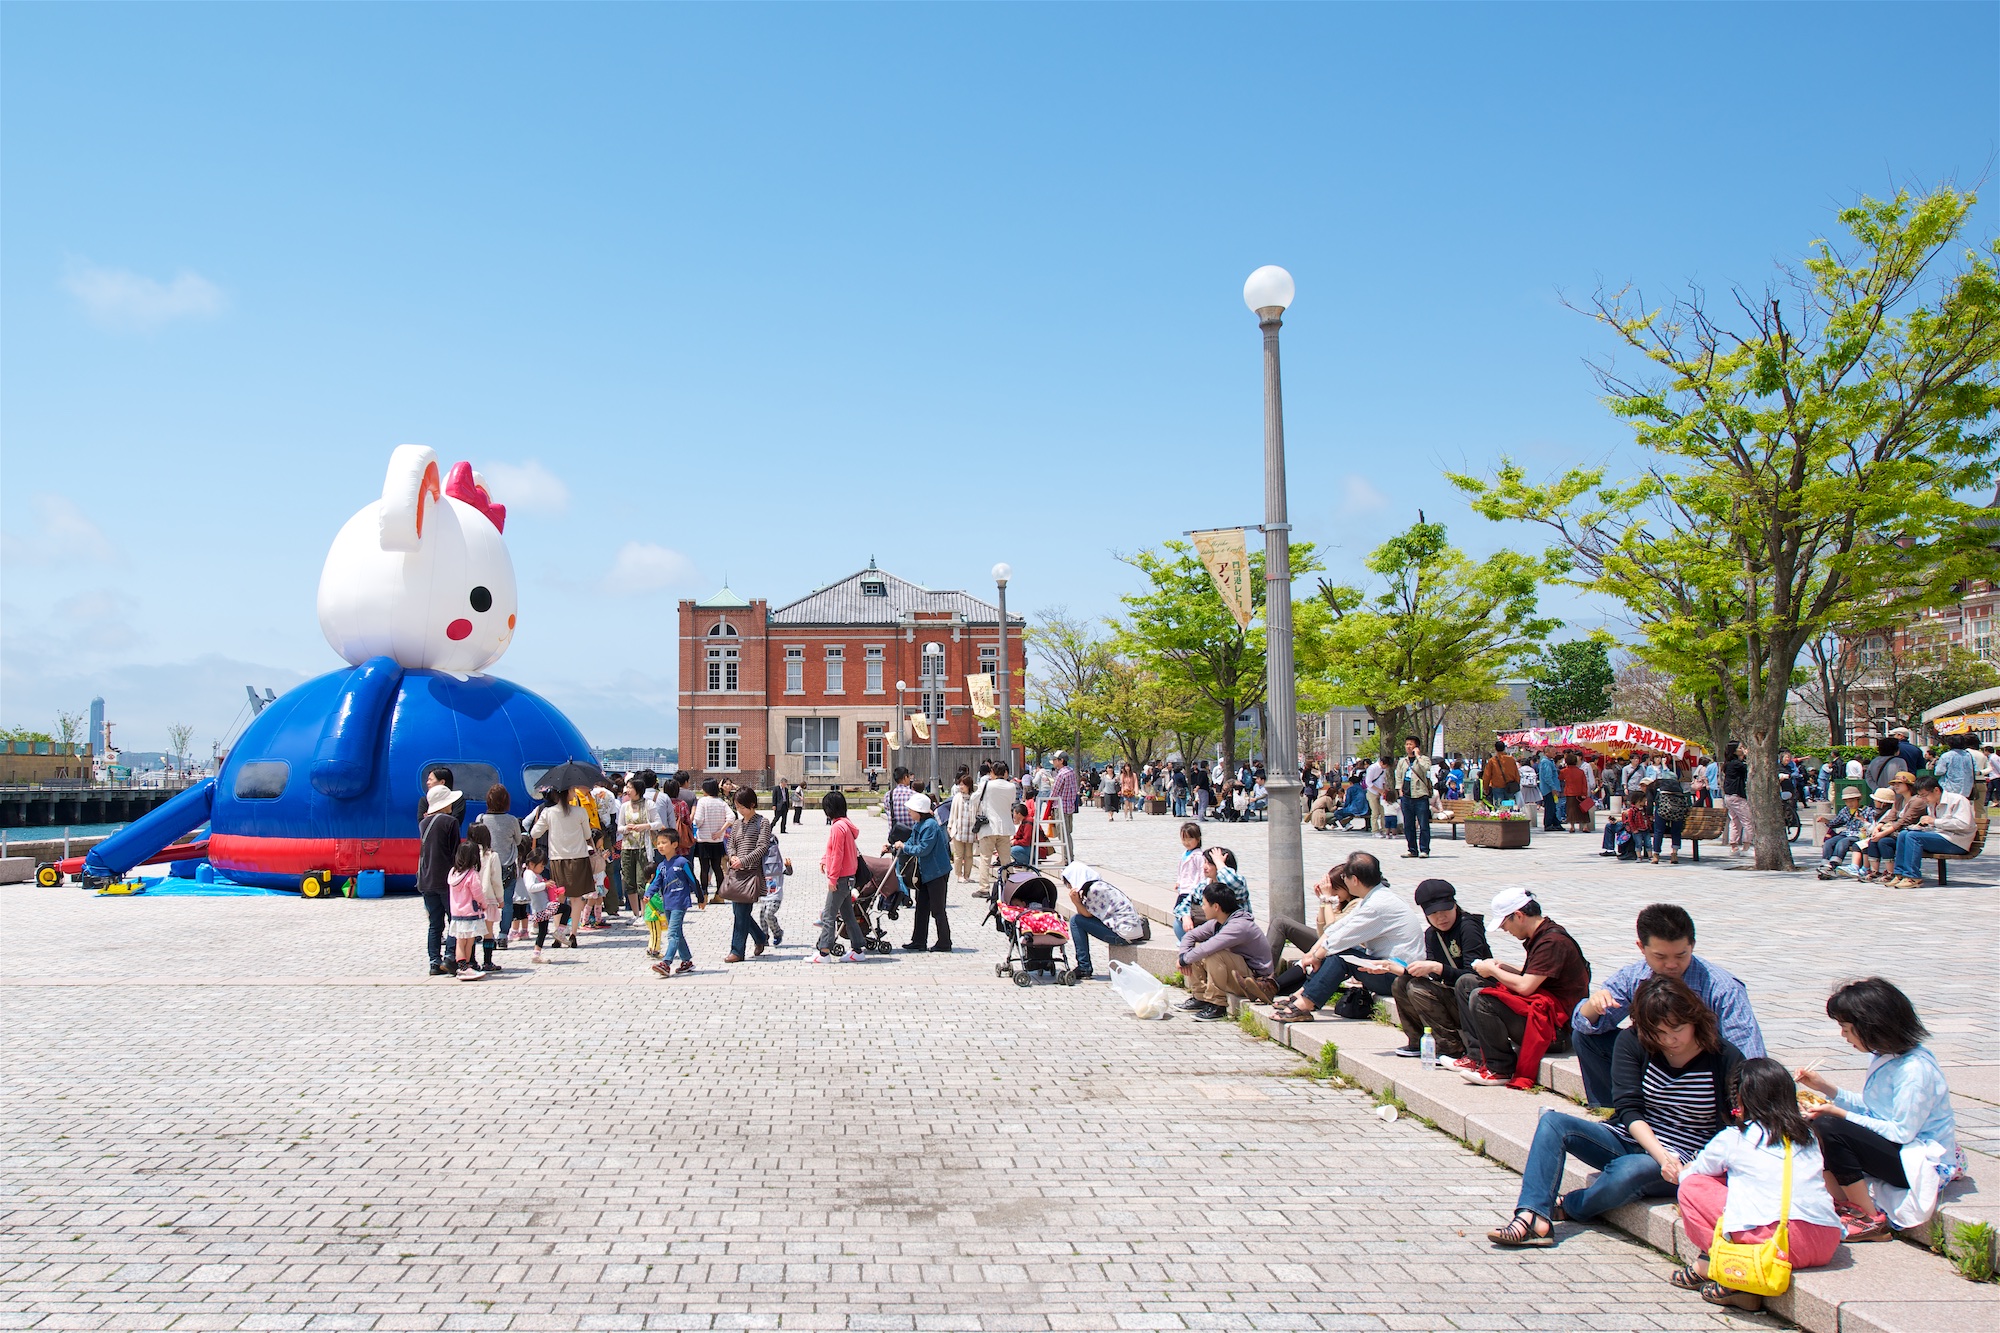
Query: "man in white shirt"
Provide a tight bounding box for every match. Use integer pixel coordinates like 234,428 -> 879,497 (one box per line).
971,762 -> 1019,890
1364,757 -> 1390,838
691,779 -> 732,902
1887,776 -> 1975,888
1270,852 -> 1425,1022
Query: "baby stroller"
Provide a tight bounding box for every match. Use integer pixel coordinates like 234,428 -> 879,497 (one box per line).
845,851 -> 912,956
986,866 -> 1075,987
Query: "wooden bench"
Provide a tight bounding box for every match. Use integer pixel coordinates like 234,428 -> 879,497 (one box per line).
1436,798 -> 1479,840
1929,817 -> 1988,884
1680,806 -> 1728,861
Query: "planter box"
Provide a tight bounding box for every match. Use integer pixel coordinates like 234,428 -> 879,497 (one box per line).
1147,797 -> 1168,815
1466,819 -> 1532,849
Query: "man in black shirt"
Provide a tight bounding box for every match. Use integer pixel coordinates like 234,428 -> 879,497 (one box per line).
417,782 -> 463,975
1374,878 -> 1491,1059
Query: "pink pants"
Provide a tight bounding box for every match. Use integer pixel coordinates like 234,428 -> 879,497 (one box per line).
1677,1173 -> 1843,1268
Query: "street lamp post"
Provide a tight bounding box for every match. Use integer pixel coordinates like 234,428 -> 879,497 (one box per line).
896,679 -> 908,789
1245,265 -> 1305,927
993,563 -> 1013,774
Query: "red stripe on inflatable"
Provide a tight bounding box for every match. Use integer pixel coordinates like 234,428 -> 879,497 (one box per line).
208,834 -> 421,876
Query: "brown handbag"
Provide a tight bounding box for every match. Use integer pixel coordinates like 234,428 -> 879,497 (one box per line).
716,817 -> 768,903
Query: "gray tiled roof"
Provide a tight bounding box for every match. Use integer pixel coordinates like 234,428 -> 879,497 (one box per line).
770,567 -> 1022,627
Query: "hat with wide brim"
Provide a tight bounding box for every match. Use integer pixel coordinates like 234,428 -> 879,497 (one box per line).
907,792 -> 933,816
1841,788 -> 1864,802
425,786 -> 463,814
1871,787 -> 1897,803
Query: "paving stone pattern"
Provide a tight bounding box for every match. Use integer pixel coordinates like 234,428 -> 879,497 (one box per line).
2,812 -> 1776,1331
1070,806 -> 2000,1162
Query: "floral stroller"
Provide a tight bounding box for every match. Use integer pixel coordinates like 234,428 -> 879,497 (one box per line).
987,866 -> 1075,987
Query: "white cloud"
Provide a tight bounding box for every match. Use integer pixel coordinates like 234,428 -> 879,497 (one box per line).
62,258 -> 225,331
1339,473 -> 1389,515
480,460 -> 571,514
0,493 -> 118,565
604,542 -> 697,594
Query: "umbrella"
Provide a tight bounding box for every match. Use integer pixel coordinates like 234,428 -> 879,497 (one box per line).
535,760 -> 606,793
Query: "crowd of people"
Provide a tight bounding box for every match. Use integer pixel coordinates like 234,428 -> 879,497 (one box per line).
401,739 -> 1974,1311
1138,829 -> 1967,1311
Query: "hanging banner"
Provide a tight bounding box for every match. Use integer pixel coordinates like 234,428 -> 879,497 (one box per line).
1496,718 -> 1689,759
967,673 -> 997,719
910,712 -> 932,742
1191,527 -> 1254,629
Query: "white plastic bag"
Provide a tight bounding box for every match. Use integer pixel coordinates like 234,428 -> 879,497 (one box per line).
1109,959 -> 1172,1019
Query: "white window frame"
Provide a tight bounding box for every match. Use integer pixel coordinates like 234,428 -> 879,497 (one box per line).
786,716 -> 841,777
825,645 -> 845,694
865,724 -> 885,770
704,725 -> 739,772
784,647 -> 804,694
865,645 -> 884,694
920,642 -> 945,684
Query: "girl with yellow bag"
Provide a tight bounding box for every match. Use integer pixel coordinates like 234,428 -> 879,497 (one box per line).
1669,1059 -> 1846,1312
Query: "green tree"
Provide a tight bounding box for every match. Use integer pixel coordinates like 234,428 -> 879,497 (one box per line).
1526,639 -> 1615,726
1024,608 -> 1112,763
1304,517 -> 1558,759
1454,188 -> 2000,868
1080,657 -> 1166,770
1894,642 -> 2000,723
1116,539 -> 1321,770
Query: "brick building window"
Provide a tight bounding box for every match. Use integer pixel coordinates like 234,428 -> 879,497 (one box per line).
865,723 -> 885,771
786,717 -> 841,777
705,725 -> 739,771
707,623 -> 739,692
825,646 -> 844,693
784,647 -> 804,693
865,646 -> 884,693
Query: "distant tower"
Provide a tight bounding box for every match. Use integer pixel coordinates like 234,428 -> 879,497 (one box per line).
89,696 -> 105,756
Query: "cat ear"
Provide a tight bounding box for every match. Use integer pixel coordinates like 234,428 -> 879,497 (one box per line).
377,445 -> 441,552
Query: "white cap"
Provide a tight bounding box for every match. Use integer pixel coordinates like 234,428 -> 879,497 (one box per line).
1488,886 -> 1535,920
907,792 -> 933,816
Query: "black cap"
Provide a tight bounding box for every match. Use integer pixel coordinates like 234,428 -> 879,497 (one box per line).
1413,878 -> 1458,912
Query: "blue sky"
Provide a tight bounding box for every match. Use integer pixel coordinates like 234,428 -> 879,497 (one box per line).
4,2 -> 1994,753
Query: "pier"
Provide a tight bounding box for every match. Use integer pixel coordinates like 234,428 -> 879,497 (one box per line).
0,784 -> 193,832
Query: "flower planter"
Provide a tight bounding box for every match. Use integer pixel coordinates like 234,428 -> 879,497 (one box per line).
1466,819 -> 1532,849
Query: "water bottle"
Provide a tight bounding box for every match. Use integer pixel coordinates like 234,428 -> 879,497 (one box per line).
1420,1027 -> 1437,1070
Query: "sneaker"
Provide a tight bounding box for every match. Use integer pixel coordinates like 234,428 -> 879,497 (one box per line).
1452,1055 -> 1480,1071
428,963 -> 447,976
674,961 -> 693,974
457,967 -> 487,982
771,928 -> 784,946
1060,967 -> 1093,984
532,947 -> 544,963
811,952 -> 831,965
1392,1045 -> 1422,1058
479,959 -> 501,972
1459,1066 -> 1507,1086
842,951 -> 864,963
1176,996 -> 1206,1011
1194,1003 -> 1232,1022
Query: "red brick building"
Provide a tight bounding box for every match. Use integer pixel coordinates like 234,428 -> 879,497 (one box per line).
676,562 -> 1025,787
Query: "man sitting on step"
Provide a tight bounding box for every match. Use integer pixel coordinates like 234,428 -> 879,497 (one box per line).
1175,881 -> 1274,1023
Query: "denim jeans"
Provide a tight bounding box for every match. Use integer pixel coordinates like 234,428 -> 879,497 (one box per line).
1573,1025 -> 1620,1109
662,908 -> 691,964
1300,953 -> 1398,1008
1649,819 -> 1684,854
729,900 -> 768,956
1515,1109 -> 1673,1220
1893,829 -> 1961,878
1172,793 -> 1187,817
1822,833 -> 1855,861
420,891 -> 447,965
1400,796 -> 1431,854
1070,913 -> 1126,971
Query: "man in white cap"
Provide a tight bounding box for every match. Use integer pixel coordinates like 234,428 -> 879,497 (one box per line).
417,782 -> 464,976
1453,886 -> 1591,1087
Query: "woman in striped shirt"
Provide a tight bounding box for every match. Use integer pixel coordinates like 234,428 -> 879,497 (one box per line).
1491,975 -> 1744,1246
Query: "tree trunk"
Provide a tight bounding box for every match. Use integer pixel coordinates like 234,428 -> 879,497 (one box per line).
1220,698 -> 1237,773
1744,688 -> 1795,871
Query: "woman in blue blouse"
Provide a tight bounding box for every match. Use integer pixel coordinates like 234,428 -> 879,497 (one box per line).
1797,977 -> 1963,1242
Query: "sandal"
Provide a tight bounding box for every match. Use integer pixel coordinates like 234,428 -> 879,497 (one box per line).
1271,1002 -> 1315,1023
1667,1265 -> 1704,1291
1699,1280 -> 1762,1311
1486,1210 -> 1554,1248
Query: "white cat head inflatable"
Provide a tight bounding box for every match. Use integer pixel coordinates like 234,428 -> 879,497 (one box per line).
317,445 -> 518,674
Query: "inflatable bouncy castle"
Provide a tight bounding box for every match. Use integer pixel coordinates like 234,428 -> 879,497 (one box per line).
80,446 -> 595,890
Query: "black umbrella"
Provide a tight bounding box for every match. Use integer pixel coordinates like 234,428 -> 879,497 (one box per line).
535,760 -> 606,793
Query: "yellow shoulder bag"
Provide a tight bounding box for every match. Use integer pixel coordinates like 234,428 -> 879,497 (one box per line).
1709,1138 -> 1793,1297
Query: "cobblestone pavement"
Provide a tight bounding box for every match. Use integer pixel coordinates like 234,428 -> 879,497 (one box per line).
1067,805 -> 2000,1161
2,812 -> 1779,1331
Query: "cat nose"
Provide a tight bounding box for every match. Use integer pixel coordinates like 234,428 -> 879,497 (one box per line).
446,619 -> 473,641
507,615 -> 516,630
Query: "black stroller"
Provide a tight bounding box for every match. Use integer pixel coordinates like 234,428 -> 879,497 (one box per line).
986,866 -> 1077,987
846,851 -> 913,956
